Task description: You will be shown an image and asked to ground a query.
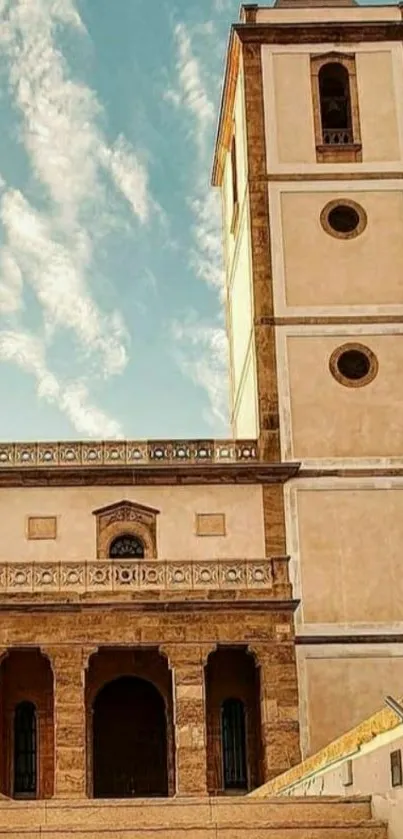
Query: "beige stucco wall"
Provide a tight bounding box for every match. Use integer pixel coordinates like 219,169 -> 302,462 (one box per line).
294,485 -> 403,624
303,653 -> 403,754
358,51 -> 401,163
286,333 -> 403,459
271,52 -> 315,165
280,189 -> 403,308
262,44 -> 402,169
0,484 -> 266,562
256,6 -> 401,24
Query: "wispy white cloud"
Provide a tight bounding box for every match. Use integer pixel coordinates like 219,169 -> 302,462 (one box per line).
165,21 -> 215,149
1,190 -> 128,376
165,19 -> 228,429
101,136 -> 151,225
190,188 -> 224,294
0,0 -> 156,434
0,329 -> 123,438
213,0 -> 233,11
0,248 -> 23,314
172,317 -> 229,430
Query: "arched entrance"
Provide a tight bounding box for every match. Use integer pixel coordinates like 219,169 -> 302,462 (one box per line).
93,676 -> 168,798
0,649 -> 54,799
205,646 -> 262,795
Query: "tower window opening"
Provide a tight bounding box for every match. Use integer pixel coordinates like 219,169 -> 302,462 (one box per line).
328,205 -> 359,234
329,343 -> 378,388
319,62 -> 353,145
231,135 -> 238,208
230,132 -> 239,233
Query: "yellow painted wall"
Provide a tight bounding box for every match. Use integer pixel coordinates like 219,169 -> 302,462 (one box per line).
295,486 -> 403,623
287,333 -> 403,459
0,485 -> 266,562
280,189 -> 403,307
229,213 -> 253,393
233,347 -> 259,438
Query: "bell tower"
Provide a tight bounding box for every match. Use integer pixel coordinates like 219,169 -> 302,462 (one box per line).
213,2 -> 403,756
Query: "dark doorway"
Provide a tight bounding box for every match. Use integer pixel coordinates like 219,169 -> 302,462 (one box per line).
222,699 -> 247,790
93,676 -> 168,798
13,702 -> 37,797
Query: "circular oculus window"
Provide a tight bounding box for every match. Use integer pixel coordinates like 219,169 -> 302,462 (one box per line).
329,343 -> 378,388
320,199 -> 367,239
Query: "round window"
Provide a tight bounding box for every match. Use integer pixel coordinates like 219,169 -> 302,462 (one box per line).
321,199 -> 367,239
329,343 -> 378,388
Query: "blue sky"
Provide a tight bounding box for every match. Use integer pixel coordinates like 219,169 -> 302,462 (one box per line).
0,0 -> 241,441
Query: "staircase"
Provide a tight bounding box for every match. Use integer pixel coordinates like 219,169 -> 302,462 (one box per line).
0,795 -> 387,837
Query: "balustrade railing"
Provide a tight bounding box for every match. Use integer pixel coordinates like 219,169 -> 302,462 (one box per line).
0,439 -> 257,469
322,128 -> 354,145
0,558 -> 290,595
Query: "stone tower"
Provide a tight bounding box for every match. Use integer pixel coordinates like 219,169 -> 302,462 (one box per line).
213,1 -> 403,756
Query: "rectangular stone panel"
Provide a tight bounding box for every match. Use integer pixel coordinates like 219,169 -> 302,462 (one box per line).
27,516 -> 57,540
195,513 -> 226,537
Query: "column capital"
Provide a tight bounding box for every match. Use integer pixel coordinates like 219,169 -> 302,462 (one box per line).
41,644 -> 98,673
160,643 -> 216,670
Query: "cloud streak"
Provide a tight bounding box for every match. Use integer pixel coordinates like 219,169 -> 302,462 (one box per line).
0,0 -> 154,436
166,18 -> 228,431
0,329 -> 123,438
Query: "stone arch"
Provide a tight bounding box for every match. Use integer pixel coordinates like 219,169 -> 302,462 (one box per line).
0,649 -> 54,799
85,648 -> 175,797
205,646 -> 262,795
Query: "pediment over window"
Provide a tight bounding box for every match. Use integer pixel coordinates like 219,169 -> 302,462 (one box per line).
92,500 -> 160,559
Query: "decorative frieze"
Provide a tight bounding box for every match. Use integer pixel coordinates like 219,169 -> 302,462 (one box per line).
0,440 -> 258,469
0,559 -> 288,597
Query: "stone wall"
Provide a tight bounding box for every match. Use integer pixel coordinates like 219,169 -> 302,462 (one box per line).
0,606 -> 301,800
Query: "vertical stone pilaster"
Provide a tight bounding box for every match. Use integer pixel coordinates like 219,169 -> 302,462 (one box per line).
162,645 -> 213,797
243,42 -> 281,461
251,641 -> 301,782
44,646 -> 94,799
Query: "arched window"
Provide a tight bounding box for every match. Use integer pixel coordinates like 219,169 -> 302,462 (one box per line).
109,534 -> 145,559
221,698 -> 247,791
13,702 -> 37,797
319,62 -> 352,145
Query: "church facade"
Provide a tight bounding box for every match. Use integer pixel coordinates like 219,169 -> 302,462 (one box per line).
1,0 -> 403,809
212,0 -> 403,759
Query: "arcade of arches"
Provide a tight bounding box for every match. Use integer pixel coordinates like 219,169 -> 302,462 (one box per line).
0,644 -> 300,800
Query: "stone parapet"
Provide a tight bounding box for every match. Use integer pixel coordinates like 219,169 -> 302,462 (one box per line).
251,697 -> 403,797
0,439 -> 258,469
0,557 -> 294,601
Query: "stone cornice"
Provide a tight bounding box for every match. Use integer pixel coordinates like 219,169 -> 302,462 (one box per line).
0,600 -> 300,613
0,463 -> 300,487
212,18 -> 403,187
0,438 -> 300,486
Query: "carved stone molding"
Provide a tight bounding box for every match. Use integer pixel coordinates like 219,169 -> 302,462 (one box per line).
93,500 -> 159,559
0,559 -> 285,598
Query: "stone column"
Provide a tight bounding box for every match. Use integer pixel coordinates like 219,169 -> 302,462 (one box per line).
162,644 -> 212,797
44,646 -> 94,799
251,640 -> 301,782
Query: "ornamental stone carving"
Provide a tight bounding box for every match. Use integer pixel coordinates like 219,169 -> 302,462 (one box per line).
92,500 -> 159,559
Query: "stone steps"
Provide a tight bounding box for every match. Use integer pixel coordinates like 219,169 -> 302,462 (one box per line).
0,795 -> 387,838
